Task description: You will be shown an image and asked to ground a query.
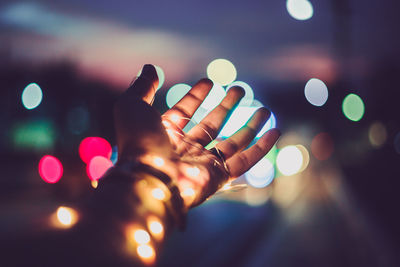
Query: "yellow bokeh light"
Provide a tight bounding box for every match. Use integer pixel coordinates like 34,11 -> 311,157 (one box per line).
206,58 -> 237,86
295,144 -> 310,172
185,166 -> 200,178
147,216 -> 164,241
369,122 -> 387,148
181,187 -> 195,197
55,206 -> 78,228
149,221 -> 163,235
153,157 -> 165,167
137,244 -> 156,263
134,229 -> 151,245
276,145 -> 304,176
170,114 -> 180,123
91,180 -> 98,189
151,188 -> 166,200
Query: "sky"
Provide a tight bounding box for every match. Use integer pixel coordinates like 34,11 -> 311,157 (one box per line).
0,0 -> 399,88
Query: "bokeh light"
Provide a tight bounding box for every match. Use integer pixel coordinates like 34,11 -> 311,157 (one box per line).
133,229 -> 151,244
166,83 -> 191,108
286,0 -> 314,21
56,206 -> 78,227
79,137 -> 112,164
151,188 -> 166,200
21,83 -> 43,110
199,83 -> 226,111
206,58 -> 237,86
342,93 -> 365,122
39,155 -> 63,183
311,132 -> 334,160
276,145 -> 303,176
245,157 -> 275,188
296,144 -> 310,172
368,122 -> 387,148
304,78 -> 328,106
226,81 -> 254,107
67,106 -> 90,135
12,120 -> 55,151
154,65 -> 165,90
137,244 -> 155,263
256,112 -> 277,138
147,216 -> 164,240
86,156 -> 113,181
219,107 -> 276,138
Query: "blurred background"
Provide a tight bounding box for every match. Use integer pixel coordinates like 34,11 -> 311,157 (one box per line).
1,0 -> 399,266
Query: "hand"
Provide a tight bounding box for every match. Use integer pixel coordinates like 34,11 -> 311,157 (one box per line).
114,65 -> 280,208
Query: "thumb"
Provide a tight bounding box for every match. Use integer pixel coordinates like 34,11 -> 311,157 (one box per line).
126,64 -> 159,104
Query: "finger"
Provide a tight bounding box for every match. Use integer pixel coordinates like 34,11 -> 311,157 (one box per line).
226,128 -> 280,177
163,78 -> 213,129
186,86 -> 245,146
124,64 -> 159,105
215,107 -> 271,159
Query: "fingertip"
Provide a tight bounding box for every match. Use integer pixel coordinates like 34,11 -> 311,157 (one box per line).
140,64 -> 158,84
268,128 -> 281,141
255,107 -> 271,121
227,85 -> 245,99
197,78 -> 214,88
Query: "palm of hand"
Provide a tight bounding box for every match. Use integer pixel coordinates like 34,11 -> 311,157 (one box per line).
114,65 -> 280,208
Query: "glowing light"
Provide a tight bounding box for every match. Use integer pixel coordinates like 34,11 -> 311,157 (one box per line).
220,182 -> 233,191
200,83 -> 226,111
170,114 -> 180,123
276,145 -> 303,176
91,180 -> 98,189
311,132 -> 334,161
56,206 -> 78,227
151,188 -> 166,200
206,58 -> 237,86
137,244 -> 155,261
205,139 -> 219,150
245,157 -> 275,188
155,65 -> 165,90
134,229 -> 151,244
67,106 -> 90,135
79,137 -> 112,164
181,188 -> 195,197
304,78 -> 328,106
148,220 -> 163,239
368,122 -> 387,148
286,0 -> 314,21
21,83 -> 43,110
147,216 -> 164,241
12,120 -> 55,150
110,146 -> 118,165
153,157 -> 165,167
87,156 -> 113,181
226,81 -> 254,107
162,120 -> 171,128
185,166 -> 200,178
295,144 -> 310,172
219,107 -> 276,138
38,155 -> 63,183
191,106 -> 209,124
256,112 -> 277,138
342,93 -> 365,122
166,83 -> 191,108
